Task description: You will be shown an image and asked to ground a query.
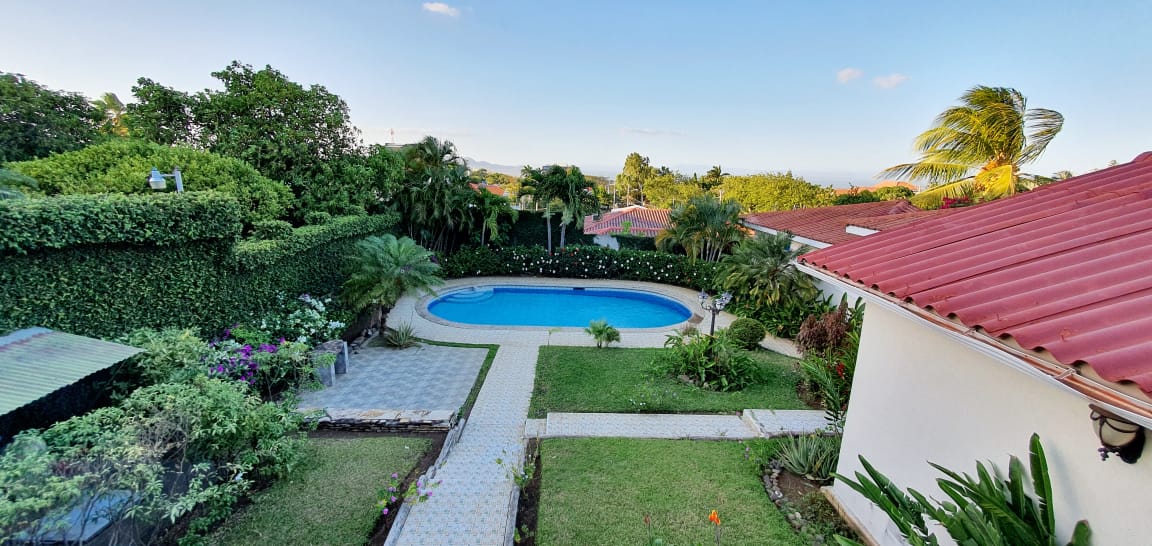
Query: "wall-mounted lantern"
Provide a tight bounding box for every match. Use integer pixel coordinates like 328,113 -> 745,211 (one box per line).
148,167 -> 184,192
1090,404 -> 1145,464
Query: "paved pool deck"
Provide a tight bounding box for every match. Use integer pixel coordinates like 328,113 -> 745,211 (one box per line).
382,277 -> 821,546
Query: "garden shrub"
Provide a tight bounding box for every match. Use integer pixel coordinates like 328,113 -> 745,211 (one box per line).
728,317 -> 766,349
771,434 -> 841,482
0,200 -> 396,338
251,219 -> 293,240
442,245 -> 718,290
8,139 -> 293,223
303,211 -> 331,225
0,192 -> 242,254
659,329 -> 762,391
796,298 -> 865,427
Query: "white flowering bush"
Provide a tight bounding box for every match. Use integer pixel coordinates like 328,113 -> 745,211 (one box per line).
442,245 -> 719,289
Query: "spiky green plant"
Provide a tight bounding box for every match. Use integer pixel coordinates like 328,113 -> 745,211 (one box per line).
834,434 -> 1091,546
343,234 -> 443,327
584,319 -> 621,348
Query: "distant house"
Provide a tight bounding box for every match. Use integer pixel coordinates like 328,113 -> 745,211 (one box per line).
798,152 -> 1152,545
469,183 -> 506,197
583,205 -> 670,249
741,200 -> 922,249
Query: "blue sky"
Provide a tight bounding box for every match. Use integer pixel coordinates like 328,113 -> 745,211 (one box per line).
4,1 -> 1150,185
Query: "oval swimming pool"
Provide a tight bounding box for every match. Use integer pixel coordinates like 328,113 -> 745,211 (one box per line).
426,286 -> 692,328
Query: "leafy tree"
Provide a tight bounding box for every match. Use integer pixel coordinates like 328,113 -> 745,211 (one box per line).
343,234 -> 444,328
92,92 -> 128,137
0,72 -> 103,163
878,86 -> 1064,209
656,193 -> 744,262
717,231 -> 817,309
616,152 -> 654,206
833,189 -> 880,205
125,77 -> 196,146
719,172 -> 834,212
645,170 -> 704,208
874,185 -> 915,200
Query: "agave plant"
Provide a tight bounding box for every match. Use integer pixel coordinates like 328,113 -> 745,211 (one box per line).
834,434 -> 1091,546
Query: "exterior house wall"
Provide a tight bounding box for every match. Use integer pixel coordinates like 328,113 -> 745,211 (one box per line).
832,303 -> 1152,545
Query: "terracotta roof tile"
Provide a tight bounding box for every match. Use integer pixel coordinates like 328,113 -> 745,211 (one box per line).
742,200 -> 920,245
583,206 -> 670,236
800,152 -> 1152,394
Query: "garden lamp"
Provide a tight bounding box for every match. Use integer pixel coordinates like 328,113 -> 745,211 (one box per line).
1090,404 -> 1145,464
148,167 -> 184,192
699,290 -> 732,336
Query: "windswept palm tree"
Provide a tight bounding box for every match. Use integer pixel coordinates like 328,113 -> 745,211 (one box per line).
717,231 -> 816,308
343,234 -> 444,328
92,92 -> 128,136
656,194 -> 744,263
878,86 -> 1063,208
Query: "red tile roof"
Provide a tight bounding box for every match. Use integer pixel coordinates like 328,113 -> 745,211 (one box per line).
469,183 -> 506,196
583,206 -> 670,236
800,152 -> 1152,394
742,200 -> 920,245
845,208 -> 959,231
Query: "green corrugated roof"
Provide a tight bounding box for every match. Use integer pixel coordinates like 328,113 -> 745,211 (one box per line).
0,328 -> 142,415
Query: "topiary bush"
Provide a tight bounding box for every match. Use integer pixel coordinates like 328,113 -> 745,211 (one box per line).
7,139 -> 293,223
304,211 -> 332,225
251,219 -> 294,240
728,317 -> 767,349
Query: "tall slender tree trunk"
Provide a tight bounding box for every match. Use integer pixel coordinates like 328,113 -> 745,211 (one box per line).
560,223 -> 567,249
545,214 -> 553,254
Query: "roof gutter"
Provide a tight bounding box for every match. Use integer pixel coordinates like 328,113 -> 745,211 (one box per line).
797,262 -> 1152,428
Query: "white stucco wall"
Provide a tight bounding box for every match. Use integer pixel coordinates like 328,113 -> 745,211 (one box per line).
832,303 -> 1152,545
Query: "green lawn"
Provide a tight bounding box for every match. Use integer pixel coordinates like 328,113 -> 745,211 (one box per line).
536,438 -> 802,546
528,346 -> 806,417
212,436 -> 432,546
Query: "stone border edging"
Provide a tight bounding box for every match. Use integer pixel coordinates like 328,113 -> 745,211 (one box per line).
383,417 -> 469,546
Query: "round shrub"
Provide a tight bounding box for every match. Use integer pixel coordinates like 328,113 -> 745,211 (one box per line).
728,317 -> 766,349
251,219 -> 293,240
304,211 -> 332,225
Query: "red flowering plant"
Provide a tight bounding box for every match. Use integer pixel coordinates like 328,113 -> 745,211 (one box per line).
795,297 -> 865,428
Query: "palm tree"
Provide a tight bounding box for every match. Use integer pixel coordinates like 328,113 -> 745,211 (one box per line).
656,194 -> 744,262
557,166 -> 596,249
399,136 -> 472,252
92,92 -> 128,136
701,165 -> 728,190
473,188 -> 518,246
717,231 -> 817,309
343,234 -> 444,328
878,86 -> 1063,208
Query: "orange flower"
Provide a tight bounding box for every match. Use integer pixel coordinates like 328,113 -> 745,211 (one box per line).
709,509 -> 721,526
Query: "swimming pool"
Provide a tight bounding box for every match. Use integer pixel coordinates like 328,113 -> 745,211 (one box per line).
426,286 -> 693,328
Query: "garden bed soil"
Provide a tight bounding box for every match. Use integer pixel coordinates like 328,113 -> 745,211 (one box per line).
512,439 -> 542,545
764,469 -> 860,544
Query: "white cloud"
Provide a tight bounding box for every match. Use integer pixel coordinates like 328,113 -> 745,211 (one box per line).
620,127 -> 686,137
872,73 -> 909,89
836,68 -> 863,84
422,2 -> 460,17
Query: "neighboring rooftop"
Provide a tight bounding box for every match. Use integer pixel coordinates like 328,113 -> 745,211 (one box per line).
0,327 -> 142,415
800,152 -> 1152,395
469,183 -> 506,196
742,200 -> 920,247
584,205 -> 670,237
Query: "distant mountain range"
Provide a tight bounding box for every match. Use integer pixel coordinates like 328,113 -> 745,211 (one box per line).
463,157 -> 872,188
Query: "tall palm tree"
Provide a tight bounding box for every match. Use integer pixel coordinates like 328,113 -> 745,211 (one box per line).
343,234 -> 444,328
557,166 -> 596,249
399,136 -> 472,252
473,188 -> 518,246
717,231 -> 816,308
656,194 -> 744,263
92,92 -> 128,136
878,86 -> 1063,208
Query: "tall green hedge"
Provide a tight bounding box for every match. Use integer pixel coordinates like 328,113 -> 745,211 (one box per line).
442,245 -> 718,290
506,210 -> 597,247
0,200 -> 398,338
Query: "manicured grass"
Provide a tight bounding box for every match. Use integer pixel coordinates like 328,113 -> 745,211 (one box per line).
536,438 -> 802,546
528,346 -> 806,417
213,436 -> 432,546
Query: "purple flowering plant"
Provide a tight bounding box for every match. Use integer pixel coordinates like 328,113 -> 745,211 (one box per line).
376,472 -> 442,516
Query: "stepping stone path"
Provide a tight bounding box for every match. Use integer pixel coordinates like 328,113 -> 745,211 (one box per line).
380,277 -> 828,545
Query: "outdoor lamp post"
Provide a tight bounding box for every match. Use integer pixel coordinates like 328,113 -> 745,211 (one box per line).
699,290 -> 732,336
148,167 -> 184,192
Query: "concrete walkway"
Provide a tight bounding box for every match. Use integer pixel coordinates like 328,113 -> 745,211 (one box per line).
384,277 -> 822,545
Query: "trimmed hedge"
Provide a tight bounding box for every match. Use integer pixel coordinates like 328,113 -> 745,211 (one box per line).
0,192 -> 242,254
0,211 -> 398,339
506,210 -> 597,247
442,245 -> 718,290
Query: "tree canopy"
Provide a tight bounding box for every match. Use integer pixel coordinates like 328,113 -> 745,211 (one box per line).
878,85 -> 1064,208
719,172 -> 833,212
0,72 -> 104,163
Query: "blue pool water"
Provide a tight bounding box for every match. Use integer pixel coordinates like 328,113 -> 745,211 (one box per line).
427,286 -> 692,328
